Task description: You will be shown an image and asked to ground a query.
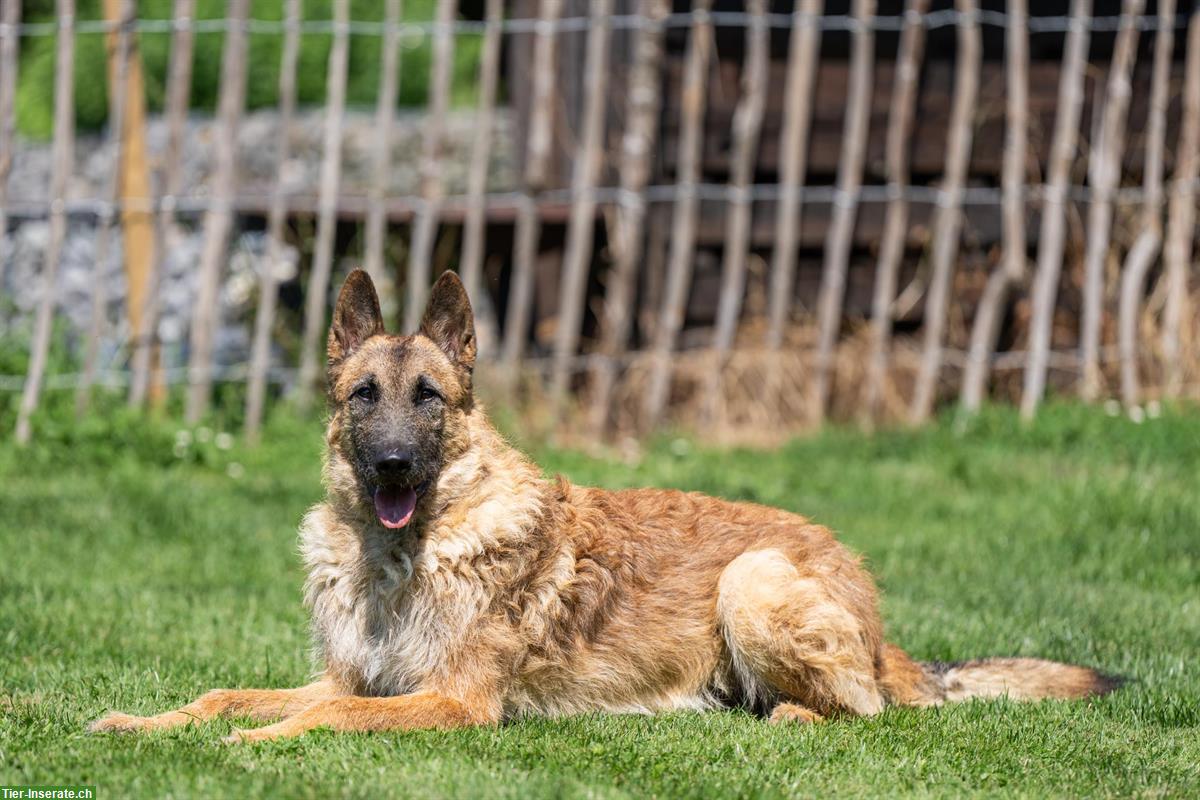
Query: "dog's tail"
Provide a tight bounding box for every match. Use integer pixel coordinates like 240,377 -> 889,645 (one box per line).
877,643 -> 1124,707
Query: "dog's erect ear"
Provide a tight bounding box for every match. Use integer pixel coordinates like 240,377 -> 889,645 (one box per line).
328,270 -> 385,366
419,271 -> 476,378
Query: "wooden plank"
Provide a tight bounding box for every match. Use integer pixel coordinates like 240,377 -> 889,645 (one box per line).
960,0 -> 1027,414
1161,7 -> 1200,397
1118,0 -> 1173,407
764,0 -> 821,355
909,0 -> 980,424
659,56 -> 1185,193
549,0 -> 612,410
1079,0 -> 1141,401
404,0 -> 457,332
130,0 -> 193,409
586,0 -> 667,437
864,0 -> 928,422
641,0 -> 712,431
15,1 -> 74,444
77,0 -> 135,414
362,0 -> 403,323
812,0 -> 875,422
0,0 -> 22,296
1019,0 -> 1091,420
704,0 -> 768,426
184,0 -> 248,424
459,0 -> 503,358
295,0 -> 349,411
501,0 -> 561,372
244,0 -> 302,443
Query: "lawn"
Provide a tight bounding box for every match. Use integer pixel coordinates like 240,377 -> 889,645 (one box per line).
1,402 -> 1197,798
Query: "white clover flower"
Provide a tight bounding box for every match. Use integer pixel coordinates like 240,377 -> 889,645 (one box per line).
195,426 -> 213,443
215,432 -> 234,450
227,462 -> 246,479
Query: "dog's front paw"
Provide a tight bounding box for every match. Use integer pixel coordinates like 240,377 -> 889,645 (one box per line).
88,712 -> 155,734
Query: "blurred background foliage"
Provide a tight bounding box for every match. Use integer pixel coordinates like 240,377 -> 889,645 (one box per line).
15,0 -> 486,139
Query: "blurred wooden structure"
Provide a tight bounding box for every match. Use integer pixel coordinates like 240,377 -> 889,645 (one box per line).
3,1 -> 1199,443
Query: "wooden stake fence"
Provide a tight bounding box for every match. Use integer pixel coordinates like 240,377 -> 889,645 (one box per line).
1162,7 -> 1200,397
1118,0 -> 1174,408
642,0 -> 713,431
0,0 -> 22,296
459,0 -> 503,358
6,4 -> 1200,445
76,0 -> 135,415
184,0 -> 247,424
960,0 -> 1027,414
705,0 -> 768,425
404,0 -> 456,333
550,0 -> 613,411
909,0 -> 979,424
587,0 -> 667,437
502,0 -> 561,373
363,0 -> 403,324
1020,0 -> 1091,420
813,0 -> 875,422
865,0 -> 929,420
15,1 -> 74,445
244,0 -> 302,442
130,0 -> 193,410
764,0 -> 822,362
1078,0 -> 1141,401
295,0 -> 350,411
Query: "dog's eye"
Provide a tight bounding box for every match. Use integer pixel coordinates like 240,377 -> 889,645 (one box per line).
351,384 -> 377,403
415,383 -> 442,405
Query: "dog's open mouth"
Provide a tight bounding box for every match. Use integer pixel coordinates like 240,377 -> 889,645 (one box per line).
373,480 -> 430,529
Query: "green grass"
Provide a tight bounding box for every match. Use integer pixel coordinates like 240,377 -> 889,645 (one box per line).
1,402 -> 1198,798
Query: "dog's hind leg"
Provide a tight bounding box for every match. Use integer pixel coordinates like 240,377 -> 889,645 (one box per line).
717,549 -> 885,722
89,679 -> 337,733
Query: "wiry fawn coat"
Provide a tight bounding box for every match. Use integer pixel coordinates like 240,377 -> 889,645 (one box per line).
91,271 -> 1119,742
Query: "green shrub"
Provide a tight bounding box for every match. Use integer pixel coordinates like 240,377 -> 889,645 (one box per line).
16,0 -> 485,139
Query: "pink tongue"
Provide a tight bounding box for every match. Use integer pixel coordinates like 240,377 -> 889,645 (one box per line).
374,486 -> 417,529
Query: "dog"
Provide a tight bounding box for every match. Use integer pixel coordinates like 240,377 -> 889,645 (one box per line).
91,270 -> 1120,742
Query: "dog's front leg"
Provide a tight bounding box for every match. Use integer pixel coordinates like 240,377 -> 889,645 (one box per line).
89,679 -> 338,733
223,690 -> 500,743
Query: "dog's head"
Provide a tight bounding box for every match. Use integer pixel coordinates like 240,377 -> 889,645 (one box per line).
324,269 -> 476,530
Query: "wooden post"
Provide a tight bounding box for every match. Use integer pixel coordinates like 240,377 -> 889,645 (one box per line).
641,0 -> 712,432
295,0 -> 350,410
1118,0 -> 1173,407
184,0 -> 248,424
77,0 -> 135,414
130,0 -> 193,409
0,0 -> 22,296
1161,7 -> 1199,398
909,0 -> 980,424
1078,0 -> 1141,401
960,0 -> 1027,413
502,0 -> 561,373
244,0 -> 302,443
549,0 -> 613,411
404,0 -> 457,332
15,1 -> 74,445
704,0 -> 768,425
362,0 -> 403,324
459,0 -> 502,358
812,0 -> 875,422
864,0 -> 929,421
763,0 -> 821,398
1019,0 -> 1091,421
586,0 -> 667,437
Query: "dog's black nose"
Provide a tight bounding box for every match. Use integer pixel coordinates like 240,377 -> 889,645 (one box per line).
375,450 -> 414,477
